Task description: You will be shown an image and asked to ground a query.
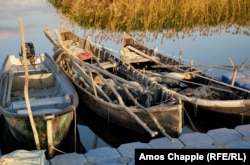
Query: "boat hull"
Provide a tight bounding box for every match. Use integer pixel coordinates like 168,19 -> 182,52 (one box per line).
2,107 -> 74,150
44,27 -> 184,138
74,82 -> 183,138
0,52 -> 79,158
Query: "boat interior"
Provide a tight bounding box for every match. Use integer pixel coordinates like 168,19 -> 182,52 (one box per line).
55,30 -> 250,102
58,52 -> 180,109
6,65 -> 71,114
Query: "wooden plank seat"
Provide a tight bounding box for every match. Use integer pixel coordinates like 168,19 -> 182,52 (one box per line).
10,82 -> 60,102
9,96 -> 67,112
17,108 -> 62,115
12,72 -> 55,90
95,61 -> 118,69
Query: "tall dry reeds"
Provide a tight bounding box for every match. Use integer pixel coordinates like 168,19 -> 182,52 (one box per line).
47,0 -> 250,41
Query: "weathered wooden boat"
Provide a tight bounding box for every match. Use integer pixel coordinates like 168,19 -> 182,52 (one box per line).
119,33 -> 250,130
44,27 -> 183,140
0,42 -> 79,158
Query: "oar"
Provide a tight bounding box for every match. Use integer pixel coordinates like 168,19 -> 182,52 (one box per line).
44,28 -> 72,53
126,45 -> 164,65
18,17 -> 40,150
175,67 -> 250,94
58,52 -> 112,102
72,56 -> 143,92
128,42 -> 250,94
67,51 -> 158,137
83,62 -> 158,137
43,28 -> 59,46
122,85 -> 174,141
124,43 -> 250,92
93,55 -> 173,140
141,70 -> 234,93
151,64 -> 250,69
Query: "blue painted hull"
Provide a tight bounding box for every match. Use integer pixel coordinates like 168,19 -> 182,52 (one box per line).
222,71 -> 250,90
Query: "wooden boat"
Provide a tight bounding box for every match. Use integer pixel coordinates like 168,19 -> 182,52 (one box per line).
119,33 -> 250,130
0,42 -> 79,158
44,27 -> 183,140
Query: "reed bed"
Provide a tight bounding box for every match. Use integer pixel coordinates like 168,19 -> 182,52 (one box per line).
47,0 -> 250,42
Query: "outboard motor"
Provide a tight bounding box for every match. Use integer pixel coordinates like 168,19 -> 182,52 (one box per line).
19,42 -> 35,59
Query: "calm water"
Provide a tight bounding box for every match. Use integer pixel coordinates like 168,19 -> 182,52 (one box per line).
0,0 -> 250,153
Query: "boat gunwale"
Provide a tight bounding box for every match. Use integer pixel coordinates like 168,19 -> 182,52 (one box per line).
0,105 -> 75,118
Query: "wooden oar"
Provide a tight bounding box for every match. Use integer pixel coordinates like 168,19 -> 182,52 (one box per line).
73,56 -> 143,92
61,51 -> 159,137
45,29 -> 143,91
126,45 -> 164,65
18,17 -> 40,150
44,28 -> 58,46
125,44 -> 250,92
151,64 -> 250,69
122,85 -> 174,141
174,67 -> 250,94
45,29 -> 173,138
80,60 -> 158,137
44,28 -> 75,58
90,58 -> 153,132
60,53 -> 112,102
126,43 -> 250,94
88,70 -> 97,97
141,70 -> 234,93
93,55 -> 174,140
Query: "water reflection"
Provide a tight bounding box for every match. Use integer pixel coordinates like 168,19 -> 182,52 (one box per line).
76,103 -> 186,150
0,0 -> 57,40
